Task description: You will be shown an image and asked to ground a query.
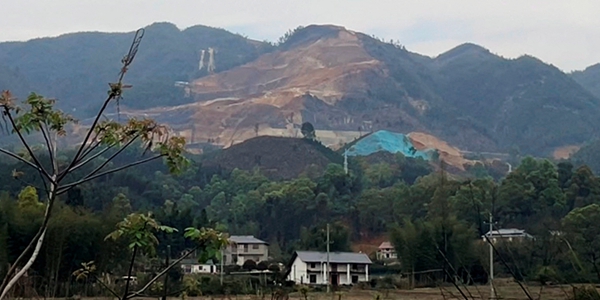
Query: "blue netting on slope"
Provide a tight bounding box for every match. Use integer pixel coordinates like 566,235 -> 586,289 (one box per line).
346,130 -> 432,159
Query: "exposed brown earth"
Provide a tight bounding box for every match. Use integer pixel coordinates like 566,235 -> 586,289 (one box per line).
408,132 -> 476,171
552,145 -> 581,160
133,25 -> 383,150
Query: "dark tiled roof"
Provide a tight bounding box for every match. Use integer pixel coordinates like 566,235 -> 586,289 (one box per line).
295,251 -> 372,264
229,235 -> 268,244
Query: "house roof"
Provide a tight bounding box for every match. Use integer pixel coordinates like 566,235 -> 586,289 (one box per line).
378,241 -> 393,249
295,251 -> 372,264
229,235 -> 268,244
483,228 -> 533,238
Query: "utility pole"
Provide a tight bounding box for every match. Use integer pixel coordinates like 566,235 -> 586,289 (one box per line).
220,247 -> 224,285
162,245 -> 171,300
343,150 -> 348,175
489,214 -> 494,300
326,223 -> 330,293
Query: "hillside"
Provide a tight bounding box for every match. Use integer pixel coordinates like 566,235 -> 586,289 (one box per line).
572,63 -> 600,98
0,22 -> 273,115
134,25 -> 600,155
201,136 -> 343,180
430,46 -> 600,154
2,23 -> 600,156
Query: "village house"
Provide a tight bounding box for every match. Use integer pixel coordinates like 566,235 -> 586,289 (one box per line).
482,228 -> 534,243
286,251 -> 372,285
180,258 -> 218,274
376,241 -> 397,261
223,235 -> 269,266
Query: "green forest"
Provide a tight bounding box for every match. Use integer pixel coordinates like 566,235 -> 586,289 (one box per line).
2,143 -> 600,296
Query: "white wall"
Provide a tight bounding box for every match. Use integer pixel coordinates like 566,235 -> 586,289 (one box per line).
181,264 -> 217,274
287,257 -> 308,284
287,259 -> 370,285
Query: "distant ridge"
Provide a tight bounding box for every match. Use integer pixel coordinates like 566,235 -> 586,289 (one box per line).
1,23 -> 599,156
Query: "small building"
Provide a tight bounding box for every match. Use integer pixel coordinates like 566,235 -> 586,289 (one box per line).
286,251 -> 372,285
376,241 -> 397,261
223,235 -> 269,266
180,258 -> 218,274
482,228 -> 534,243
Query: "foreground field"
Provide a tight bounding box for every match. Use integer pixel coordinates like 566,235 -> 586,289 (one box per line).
284,286 -> 569,300
177,283 -> 591,300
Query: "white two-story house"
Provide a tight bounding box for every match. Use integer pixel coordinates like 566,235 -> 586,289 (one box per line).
223,235 -> 269,266
286,251 -> 372,285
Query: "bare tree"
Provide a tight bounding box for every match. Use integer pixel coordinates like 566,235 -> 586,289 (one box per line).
0,29 -> 188,299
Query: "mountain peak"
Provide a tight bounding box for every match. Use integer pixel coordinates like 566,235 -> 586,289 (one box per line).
278,24 -> 351,49
435,43 -> 494,63
143,22 -> 181,34
581,63 -> 600,73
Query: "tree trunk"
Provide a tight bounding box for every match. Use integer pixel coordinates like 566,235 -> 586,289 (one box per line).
411,266 -> 415,289
592,253 -> 600,282
122,246 -> 138,300
0,179 -> 57,300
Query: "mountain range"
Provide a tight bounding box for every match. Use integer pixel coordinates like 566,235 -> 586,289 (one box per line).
1,22 -> 599,156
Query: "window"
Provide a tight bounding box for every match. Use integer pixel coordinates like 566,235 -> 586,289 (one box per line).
309,274 -> 317,283
351,264 -> 358,270
310,263 -> 316,268
244,244 -> 248,252
252,244 -> 259,249
352,275 -> 359,284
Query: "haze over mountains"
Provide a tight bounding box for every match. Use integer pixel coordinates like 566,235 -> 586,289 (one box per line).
1,22 -> 599,156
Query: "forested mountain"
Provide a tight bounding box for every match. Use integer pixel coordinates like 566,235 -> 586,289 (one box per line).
572,63 -> 600,98
428,44 -> 600,154
1,23 -> 599,156
0,22 -> 273,115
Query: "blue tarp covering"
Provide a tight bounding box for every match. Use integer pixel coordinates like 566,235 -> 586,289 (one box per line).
346,130 -> 433,159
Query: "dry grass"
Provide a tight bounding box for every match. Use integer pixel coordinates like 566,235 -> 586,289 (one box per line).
64,282 -> 595,300
176,283 -> 586,300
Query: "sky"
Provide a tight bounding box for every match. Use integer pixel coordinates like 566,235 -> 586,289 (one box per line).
1,0 -> 599,71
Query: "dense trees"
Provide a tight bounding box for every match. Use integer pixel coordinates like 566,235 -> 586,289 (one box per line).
3,142 -> 600,295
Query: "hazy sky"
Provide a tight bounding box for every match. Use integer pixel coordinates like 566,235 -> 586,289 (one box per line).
2,0 -> 599,71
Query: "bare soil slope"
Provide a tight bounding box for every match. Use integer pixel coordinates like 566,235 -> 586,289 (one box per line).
133,25 -> 435,148
129,25 -> 600,156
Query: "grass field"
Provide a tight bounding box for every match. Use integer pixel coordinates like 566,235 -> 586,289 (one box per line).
60,281 -> 596,300
175,282 -> 592,300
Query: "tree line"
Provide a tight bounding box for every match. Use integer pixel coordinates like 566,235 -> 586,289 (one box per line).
3,144 -> 600,294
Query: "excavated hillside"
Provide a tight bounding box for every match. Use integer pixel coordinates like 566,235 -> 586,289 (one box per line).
136,25 -> 432,149
131,24 -> 600,156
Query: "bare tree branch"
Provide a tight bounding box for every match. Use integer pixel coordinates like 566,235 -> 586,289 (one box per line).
127,245 -> 200,299
0,148 -> 44,173
67,144 -> 115,174
78,127 -> 103,160
40,124 -> 54,173
2,107 -> 52,181
68,133 -> 141,175
0,178 -> 58,297
57,155 -> 163,195
59,94 -> 115,182
0,228 -> 47,300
